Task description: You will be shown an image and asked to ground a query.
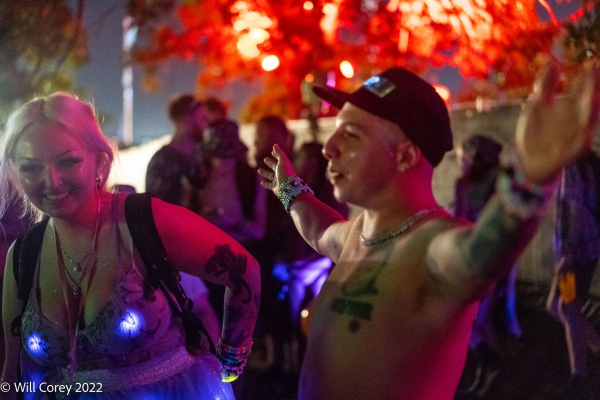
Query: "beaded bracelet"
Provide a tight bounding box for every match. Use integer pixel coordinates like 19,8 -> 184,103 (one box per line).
278,176 -> 315,214
496,150 -> 556,219
217,338 -> 253,382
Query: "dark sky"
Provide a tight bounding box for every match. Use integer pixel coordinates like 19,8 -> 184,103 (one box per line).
73,0 -> 583,144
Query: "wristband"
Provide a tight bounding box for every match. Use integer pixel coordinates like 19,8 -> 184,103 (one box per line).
217,338 -> 253,382
278,176 -> 314,214
496,150 -> 555,219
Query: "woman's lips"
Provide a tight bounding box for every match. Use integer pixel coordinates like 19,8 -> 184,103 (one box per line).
44,191 -> 70,202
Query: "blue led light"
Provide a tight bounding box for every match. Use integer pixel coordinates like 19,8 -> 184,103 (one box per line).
27,332 -> 47,357
117,309 -> 144,338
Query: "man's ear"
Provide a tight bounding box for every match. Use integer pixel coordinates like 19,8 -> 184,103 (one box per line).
396,141 -> 422,172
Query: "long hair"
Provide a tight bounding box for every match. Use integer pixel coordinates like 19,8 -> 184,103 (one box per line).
0,92 -> 115,222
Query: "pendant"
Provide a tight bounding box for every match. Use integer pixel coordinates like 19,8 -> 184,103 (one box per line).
73,286 -> 81,297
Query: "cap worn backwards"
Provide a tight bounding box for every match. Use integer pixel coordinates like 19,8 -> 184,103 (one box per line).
312,67 -> 453,167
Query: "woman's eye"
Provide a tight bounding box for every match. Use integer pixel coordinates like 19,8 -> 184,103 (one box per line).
60,158 -> 81,167
19,164 -> 42,173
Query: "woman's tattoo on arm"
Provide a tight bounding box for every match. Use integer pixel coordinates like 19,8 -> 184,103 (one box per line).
205,244 -> 252,304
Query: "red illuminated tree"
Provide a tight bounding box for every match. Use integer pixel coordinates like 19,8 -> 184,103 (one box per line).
132,0 -> 561,120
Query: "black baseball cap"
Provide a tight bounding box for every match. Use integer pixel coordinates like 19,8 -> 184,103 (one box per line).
312,67 -> 453,167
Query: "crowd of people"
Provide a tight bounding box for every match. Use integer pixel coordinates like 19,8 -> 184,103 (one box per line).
0,61 -> 599,400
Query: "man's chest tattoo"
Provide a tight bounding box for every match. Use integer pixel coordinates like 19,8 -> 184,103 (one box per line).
330,298 -> 373,320
330,260 -> 387,324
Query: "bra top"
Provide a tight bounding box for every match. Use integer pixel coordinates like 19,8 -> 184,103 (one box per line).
21,202 -> 184,371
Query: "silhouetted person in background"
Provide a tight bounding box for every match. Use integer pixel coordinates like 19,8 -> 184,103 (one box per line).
453,135 -> 522,397
145,94 -> 220,352
146,94 -> 208,209
546,150 -> 600,397
249,116 -> 301,397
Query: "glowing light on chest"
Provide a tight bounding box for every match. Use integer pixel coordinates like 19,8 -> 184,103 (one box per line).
27,332 -> 47,357
117,309 -> 144,338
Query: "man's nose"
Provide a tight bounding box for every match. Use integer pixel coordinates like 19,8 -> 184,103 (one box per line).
323,130 -> 340,160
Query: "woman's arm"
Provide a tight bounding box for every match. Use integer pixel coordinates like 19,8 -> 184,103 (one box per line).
151,198 -> 260,348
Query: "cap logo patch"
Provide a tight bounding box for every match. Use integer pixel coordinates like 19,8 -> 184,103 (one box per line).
363,76 -> 396,98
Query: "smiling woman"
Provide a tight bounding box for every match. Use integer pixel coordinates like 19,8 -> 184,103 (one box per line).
0,92 -> 260,399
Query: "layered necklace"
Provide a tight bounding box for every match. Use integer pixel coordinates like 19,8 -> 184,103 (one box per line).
55,197 -> 103,297
359,206 -> 445,246
60,247 -> 90,273
55,195 -> 103,379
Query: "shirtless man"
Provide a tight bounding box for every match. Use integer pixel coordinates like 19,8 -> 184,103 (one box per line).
258,63 -> 600,399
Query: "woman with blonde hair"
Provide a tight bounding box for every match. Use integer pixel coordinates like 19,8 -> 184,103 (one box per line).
0,92 -> 260,399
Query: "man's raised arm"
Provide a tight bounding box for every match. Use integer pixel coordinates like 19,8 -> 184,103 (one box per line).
258,144 -> 349,263
427,61 -> 600,302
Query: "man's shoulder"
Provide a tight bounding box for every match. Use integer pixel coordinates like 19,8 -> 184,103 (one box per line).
148,144 -> 193,167
150,144 -> 180,159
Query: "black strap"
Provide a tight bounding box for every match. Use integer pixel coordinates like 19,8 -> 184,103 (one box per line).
11,218 -> 48,337
124,193 -> 216,354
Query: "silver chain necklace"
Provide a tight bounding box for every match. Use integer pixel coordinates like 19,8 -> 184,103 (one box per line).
359,207 -> 444,246
60,246 -> 91,272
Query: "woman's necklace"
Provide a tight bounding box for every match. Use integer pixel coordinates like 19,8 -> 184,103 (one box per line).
60,246 -> 91,273
55,194 -> 104,380
55,197 -> 103,297
359,206 -> 445,246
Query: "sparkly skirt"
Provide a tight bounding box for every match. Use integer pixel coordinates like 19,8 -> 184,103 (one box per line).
21,347 -> 234,400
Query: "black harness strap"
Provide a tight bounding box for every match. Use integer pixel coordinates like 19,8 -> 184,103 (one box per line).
11,218 -> 48,337
124,192 -> 216,354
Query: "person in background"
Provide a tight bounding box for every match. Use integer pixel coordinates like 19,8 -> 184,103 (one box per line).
248,116 -> 301,396
0,92 -> 260,399
258,63 -> 600,400
145,94 -> 208,209
205,97 -> 229,124
453,134 -> 521,397
194,118 -> 267,399
546,150 -> 600,397
144,93 -> 221,346
198,119 -> 266,247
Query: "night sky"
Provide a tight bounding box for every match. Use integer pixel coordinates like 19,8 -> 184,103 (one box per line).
72,0 -> 583,144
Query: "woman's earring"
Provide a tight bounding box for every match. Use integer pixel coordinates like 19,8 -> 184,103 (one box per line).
95,175 -> 101,191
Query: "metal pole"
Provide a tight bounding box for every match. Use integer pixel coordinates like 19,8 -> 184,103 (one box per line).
122,16 -> 137,146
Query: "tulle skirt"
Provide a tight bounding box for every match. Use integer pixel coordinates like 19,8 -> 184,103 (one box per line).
21,347 -> 234,400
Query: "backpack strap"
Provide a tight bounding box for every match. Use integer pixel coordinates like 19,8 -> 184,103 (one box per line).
11,218 -> 49,337
124,192 -> 216,355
